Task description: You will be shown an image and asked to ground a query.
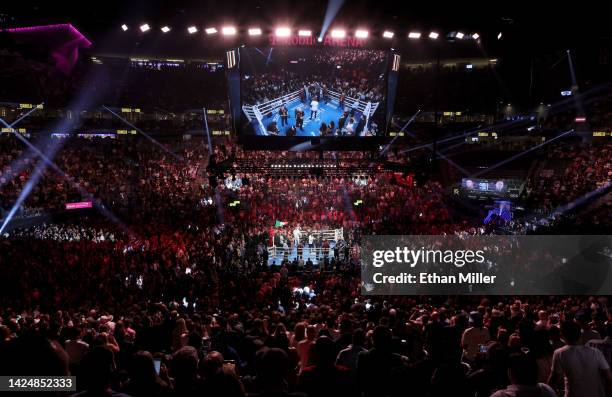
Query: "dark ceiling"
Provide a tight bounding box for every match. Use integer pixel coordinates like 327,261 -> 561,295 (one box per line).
0,1 -> 610,109
1,0 -> 610,45
1,0 -> 611,81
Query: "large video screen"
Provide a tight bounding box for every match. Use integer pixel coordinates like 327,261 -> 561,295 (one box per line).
239,47 -> 389,137
461,178 -> 522,200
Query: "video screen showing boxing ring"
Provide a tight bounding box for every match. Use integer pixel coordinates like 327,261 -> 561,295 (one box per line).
240,47 -> 389,137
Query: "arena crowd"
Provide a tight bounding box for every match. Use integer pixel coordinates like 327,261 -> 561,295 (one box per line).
1,25 -> 612,397
1,132 -> 611,396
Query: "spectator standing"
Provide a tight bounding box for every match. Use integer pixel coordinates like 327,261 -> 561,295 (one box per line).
461,312 -> 490,363
491,353 -> 557,397
586,321 -> 612,369
548,321 -> 612,397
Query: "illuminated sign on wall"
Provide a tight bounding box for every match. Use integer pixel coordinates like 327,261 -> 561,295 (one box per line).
120,108 -> 141,113
65,201 -> 93,210
268,34 -> 366,48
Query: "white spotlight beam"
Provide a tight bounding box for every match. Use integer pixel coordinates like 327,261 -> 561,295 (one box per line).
471,129 -> 575,178
318,0 -> 346,41
0,162 -> 45,234
0,114 -> 132,237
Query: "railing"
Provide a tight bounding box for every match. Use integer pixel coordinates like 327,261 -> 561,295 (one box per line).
267,246 -> 341,263
324,89 -> 379,135
293,227 -> 343,243
256,88 -> 303,118
325,89 -> 379,135
241,104 -> 266,135
267,227 -> 344,264
242,89 -> 303,135
241,105 -> 255,122
326,89 -> 368,113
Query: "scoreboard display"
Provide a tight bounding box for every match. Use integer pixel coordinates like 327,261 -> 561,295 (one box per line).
461,178 -> 522,200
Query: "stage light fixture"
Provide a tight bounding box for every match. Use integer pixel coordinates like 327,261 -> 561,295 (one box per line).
140,24 -> 150,32
298,29 -> 311,37
408,32 -> 421,39
317,37 -> 323,42
355,29 -> 369,38
497,32 -> 503,40
330,29 -> 346,38
455,31 -> 465,39
276,27 -> 291,37
121,24 -> 129,31
248,28 -> 262,36
222,26 -> 237,36
161,26 -> 171,33
382,30 -> 394,38
472,33 -> 480,40
188,26 -> 198,34
205,27 -> 217,34
428,31 -> 439,39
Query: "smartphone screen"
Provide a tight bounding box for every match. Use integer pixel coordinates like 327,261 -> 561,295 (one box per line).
154,359 -> 161,375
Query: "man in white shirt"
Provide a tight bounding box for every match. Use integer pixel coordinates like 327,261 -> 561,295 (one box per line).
310,97 -> 319,120
293,224 -> 302,247
461,311 -> 490,363
548,320 -> 612,397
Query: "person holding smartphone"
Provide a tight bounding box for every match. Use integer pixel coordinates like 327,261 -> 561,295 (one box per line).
124,351 -> 172,397
461,312 -> 490,363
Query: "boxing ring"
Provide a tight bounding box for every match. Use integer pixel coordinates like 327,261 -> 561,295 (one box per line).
267,227 -> 344,266
243,87 -> 380,136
